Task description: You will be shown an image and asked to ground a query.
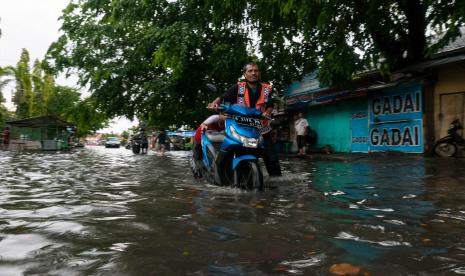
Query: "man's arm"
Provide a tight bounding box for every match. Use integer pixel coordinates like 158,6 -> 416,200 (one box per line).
200,115 -> 220,131
203,115 -> 220,125
264,106 -> 273,116
208,97 -> 222,108
208,84 -> 237,107
263,86 -> 275,116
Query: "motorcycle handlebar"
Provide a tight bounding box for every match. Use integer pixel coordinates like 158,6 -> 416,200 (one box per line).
206,104 -> 274,120
206,106 -> 225,112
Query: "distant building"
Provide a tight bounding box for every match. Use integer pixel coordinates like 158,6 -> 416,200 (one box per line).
284,32 -> 465,154
7,115 -> 76,150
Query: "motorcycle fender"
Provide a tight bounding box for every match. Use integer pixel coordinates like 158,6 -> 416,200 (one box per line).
202,143 -> 216,167
232,155 -> 257,170
201,134 -> 211,164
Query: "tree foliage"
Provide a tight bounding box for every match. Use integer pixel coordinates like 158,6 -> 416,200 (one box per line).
48,0 -> 465,128
210,0 -> 465,85
13,49 -> 34,118
61,96 -> 108,137
6,49 -> 108,136
0,66 -> 13,126
47,0 -> 254,128
0,69 -> 13,127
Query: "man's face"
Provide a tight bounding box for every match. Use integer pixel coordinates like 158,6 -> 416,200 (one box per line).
243,64 -> 260,83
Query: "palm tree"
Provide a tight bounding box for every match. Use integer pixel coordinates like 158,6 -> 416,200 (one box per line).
0,66 -> 14,126
0,66 -> 13,94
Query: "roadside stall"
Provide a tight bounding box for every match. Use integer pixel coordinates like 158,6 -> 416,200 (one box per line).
167,131 -> 195,150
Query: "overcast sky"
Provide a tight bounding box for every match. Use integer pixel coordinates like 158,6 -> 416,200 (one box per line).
0,0 -> 134,133
0,0 -> 68,66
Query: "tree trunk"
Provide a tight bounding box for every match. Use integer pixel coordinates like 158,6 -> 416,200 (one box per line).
398,0 -> 427,65
355,0 -> 407,70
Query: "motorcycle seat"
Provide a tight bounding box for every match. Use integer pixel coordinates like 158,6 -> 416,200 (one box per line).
205,130 -> 225,143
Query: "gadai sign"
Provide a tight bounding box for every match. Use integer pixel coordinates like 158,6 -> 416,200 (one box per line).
368,82 -> 423,153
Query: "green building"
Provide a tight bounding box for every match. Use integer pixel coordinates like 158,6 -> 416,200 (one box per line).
7,115 -> 76,150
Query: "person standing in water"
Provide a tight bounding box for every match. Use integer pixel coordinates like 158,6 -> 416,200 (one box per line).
154,128 -> 167,156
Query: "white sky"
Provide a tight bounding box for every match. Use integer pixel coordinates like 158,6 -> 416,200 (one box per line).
0,0 -> 135,133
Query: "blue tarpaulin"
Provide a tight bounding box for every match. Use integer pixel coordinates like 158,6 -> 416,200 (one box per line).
167,131 -> 195,137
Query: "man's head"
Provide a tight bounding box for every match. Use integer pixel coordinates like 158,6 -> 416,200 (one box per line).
298,112 -> 304,119
243,62 -> 260,84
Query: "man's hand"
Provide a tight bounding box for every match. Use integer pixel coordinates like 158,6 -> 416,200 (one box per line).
263,107 -> 273,118
207,97 -> 221,108
200,124 -> 208,132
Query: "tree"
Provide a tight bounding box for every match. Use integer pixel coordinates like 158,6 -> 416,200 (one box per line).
47,85 -> 107,137
46,85 -> 80,116
62,98 -> 108,137
47,0 -> 253,128
0,55 -> 17,125
13,49 -> 34,118
5,49 -> 108,135
41,72 -> 54,115
32,59 -> 45,116
0,99 -> 12,127
10,51 -> 58,118
239,0 -> 465,85
0,67 -> 13,94
0,67 -> 13,126
48,0 -> 465,128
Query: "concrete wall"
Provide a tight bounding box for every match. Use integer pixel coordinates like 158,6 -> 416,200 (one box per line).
434,62 -> 465,139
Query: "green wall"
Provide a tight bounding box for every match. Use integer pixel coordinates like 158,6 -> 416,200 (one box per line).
306,100 -> 366,152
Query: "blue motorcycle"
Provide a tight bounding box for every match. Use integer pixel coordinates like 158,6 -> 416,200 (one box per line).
195,104 -> 269,190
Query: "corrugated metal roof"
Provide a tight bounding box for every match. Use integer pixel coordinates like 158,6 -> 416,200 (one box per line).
7,115 -> 74,127
435,27 -> 465,55
398,54 -> 465,72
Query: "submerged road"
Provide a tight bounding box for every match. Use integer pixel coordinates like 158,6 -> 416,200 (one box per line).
0,147 -> 465,275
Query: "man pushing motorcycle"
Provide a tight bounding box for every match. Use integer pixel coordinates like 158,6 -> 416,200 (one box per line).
207,62 -> 282,176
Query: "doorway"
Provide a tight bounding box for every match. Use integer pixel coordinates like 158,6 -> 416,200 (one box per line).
439,92 -> 465,138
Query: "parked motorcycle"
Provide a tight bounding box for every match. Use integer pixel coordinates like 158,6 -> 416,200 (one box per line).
433,119 -> 465,157
192,104 -> 268,190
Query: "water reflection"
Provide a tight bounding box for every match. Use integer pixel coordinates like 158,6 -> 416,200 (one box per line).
1,148 -> 465,274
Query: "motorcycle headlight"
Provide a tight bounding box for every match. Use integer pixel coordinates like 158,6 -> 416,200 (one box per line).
230,126 -> 258,148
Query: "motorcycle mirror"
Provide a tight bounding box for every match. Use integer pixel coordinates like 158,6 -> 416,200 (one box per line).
206,83 -> 218,93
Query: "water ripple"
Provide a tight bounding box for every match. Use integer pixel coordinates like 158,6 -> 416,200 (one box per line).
0,148 -> 465,274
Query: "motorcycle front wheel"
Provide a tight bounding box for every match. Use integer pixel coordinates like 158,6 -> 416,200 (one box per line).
234,161 -> 263,191
433,142 -> 457,157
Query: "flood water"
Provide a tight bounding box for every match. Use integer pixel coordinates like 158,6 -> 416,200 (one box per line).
1,147 -> 465,275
